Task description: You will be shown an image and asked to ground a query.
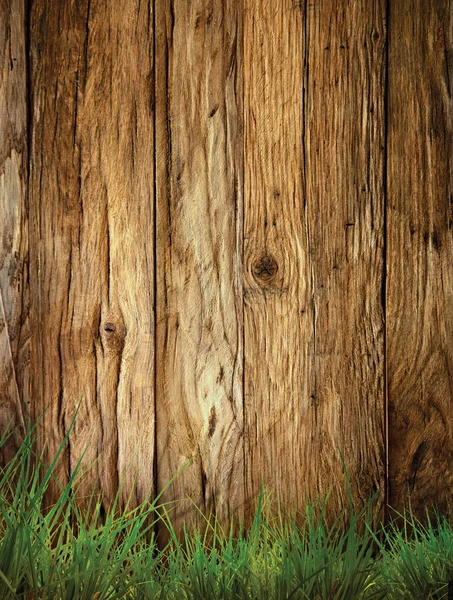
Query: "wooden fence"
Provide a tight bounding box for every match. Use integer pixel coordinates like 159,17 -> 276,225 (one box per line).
1,0 -> 452,537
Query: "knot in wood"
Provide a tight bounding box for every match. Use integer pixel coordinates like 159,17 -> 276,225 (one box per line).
252,254 -> 278,282
100,320 -> 125,353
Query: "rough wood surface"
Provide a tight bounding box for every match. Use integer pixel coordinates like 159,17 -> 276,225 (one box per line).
387,0 -> 453,518
0,0 -> 29,463
8,0 -> 453,531
155,0 -> 244,539
29,0 -> 155,508
242,0 -> 313,521
303,0 -> 387,519
243,0 -> 386,522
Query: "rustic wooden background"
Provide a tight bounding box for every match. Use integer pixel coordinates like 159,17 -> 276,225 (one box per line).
1,0 -> 452,537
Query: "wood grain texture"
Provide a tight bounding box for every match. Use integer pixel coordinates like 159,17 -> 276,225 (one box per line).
29,0 -> 155,508
10,0 -> 453,532
243,0 -> 386,523
303,0 -> 386,519
155,0 -> 244,539
387,0 -> 453,518
0,0 -> 29,463
242,0 -> 314,520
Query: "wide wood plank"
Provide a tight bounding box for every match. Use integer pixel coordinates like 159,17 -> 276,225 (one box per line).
155,0 -> 244,539
243,0 -> 386,523
29,0 -> 155,508
0,0 -> 29,463
387,0 -> 453,519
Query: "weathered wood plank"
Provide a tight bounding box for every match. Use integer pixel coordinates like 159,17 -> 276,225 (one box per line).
0,0 -> 29,463
29,0 -> 155,508
242,0 -> 314,521
387,0 -> 453,519
155,0 -> 244,539
243,0 -> 386,523
304,0 -> 387,520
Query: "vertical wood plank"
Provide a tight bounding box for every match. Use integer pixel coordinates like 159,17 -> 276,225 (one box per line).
242,0 -> 314,520
29,0 -> 155,507
155,0 -> 244,539
304,0 -> 387,519
243,0 -> 386,522
387,0 -> 453,518
0,0 -> 29,462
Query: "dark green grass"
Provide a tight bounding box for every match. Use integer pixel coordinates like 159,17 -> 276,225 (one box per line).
1,410 -> 453,599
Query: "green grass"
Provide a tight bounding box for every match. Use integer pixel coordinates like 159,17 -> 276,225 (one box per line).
1,411 -> 453,599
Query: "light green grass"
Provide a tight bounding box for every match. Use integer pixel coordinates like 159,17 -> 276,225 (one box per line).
1,410 -> 453,599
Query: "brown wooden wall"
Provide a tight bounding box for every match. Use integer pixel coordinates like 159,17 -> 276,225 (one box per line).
1,0 -> 452,536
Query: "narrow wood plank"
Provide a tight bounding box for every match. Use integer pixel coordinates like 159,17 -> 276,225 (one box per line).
0,0 -> 29,463
242,0 -> 313,522
243,0 -> 386,523
304,0 -> 387,520
155,0 -> 244,539
387,0 -> 453,519
29,0 -> 155,508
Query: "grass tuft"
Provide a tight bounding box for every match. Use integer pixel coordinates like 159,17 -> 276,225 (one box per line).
1,413 -> 453,599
